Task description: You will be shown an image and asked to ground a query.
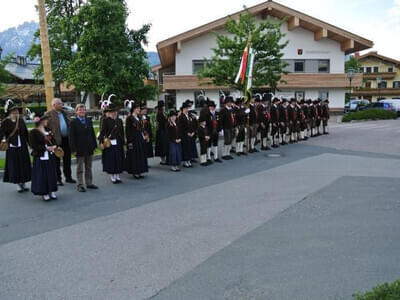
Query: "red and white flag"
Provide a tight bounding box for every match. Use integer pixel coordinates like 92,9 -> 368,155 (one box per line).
235,45 -> 249,84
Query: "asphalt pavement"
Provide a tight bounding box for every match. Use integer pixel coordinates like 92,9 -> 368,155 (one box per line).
1,119 -> 400,299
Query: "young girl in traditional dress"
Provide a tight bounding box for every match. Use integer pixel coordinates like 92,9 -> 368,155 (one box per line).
29,113 -> 58,201
167,110 -> 182,172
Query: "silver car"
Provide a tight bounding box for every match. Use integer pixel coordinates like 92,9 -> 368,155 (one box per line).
345,99 -> 370,113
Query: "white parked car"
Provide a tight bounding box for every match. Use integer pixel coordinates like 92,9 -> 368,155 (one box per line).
378,99 -> 400,115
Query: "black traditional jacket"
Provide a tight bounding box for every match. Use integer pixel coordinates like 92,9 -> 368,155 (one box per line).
270,105 -> 280,124
29,128 -> 55,157
69,117 -> 97,156
98,117 -> 125,145
219,107 -> 234,130
0,117 -> 30,147
156,111 -> 168,131
167,122 -> 180,143
279,105 -> 289,123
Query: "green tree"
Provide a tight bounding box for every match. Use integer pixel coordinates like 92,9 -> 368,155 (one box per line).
66,0 -> 155,102
0,56 -> 11,97
199,10 -> 288,97
27,0 -> 86,91
345,55 -> 361,72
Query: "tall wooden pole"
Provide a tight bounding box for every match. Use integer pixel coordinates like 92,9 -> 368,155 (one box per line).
37,0 -> 55,111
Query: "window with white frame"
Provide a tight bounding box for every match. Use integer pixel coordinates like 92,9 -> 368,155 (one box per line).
192,60 -> 206,74
318,60 -> 329,73
194,91 -> 206,108
294,60 -> 305,73
295,91 -> 305,101
378,81 -> 387,88
318,91 -> 329,101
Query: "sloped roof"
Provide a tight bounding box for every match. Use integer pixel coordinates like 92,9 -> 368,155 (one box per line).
157,0 -> 373,67
5,61 -> 41,81
356,51 -> 400,66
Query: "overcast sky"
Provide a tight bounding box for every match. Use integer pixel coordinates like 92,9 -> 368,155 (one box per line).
0,0 -> 399,59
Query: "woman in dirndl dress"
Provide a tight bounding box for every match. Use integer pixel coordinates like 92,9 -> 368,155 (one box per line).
188,109 -> 199,163
99,103 -> 125,184
125,103 -> 149,179
140,103 -> 154,159
155,100 -> 168,165
0,101 -> 32,192
29,113 -> 58,201
184,99 -> 199,163
167,110 -> 182,172
178,102 -> 197,168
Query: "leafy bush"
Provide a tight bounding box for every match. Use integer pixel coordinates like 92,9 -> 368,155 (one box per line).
0,105 -> 47,119
343,109 -> 397,122
353,279 -> 400,300
149,111 -> 157,141
25,106 -> 47,116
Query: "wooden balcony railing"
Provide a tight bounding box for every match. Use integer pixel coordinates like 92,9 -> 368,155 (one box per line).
363,72 -> 397,80
162,73 -> 363,91
352,88 -> 400,96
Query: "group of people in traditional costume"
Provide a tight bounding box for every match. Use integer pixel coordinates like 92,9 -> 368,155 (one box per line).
0,99 -> 98,201
152,94 -> 330,171
0,94 -> 330,201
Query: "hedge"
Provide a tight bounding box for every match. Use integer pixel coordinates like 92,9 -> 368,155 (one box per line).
353,279 -> 400,300
0,105 -> 47,119
342,109 -> 397,123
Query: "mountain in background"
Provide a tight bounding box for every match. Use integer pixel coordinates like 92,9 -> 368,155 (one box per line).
147,51 -> 160,67
0,21 -> 160,67
0,21 -> 38,58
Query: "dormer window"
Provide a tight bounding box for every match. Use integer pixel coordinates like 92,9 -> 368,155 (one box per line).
16,56 -> 27,66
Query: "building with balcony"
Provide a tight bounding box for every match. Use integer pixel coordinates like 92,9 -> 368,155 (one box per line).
153,0 -> 373,111
353,51 -> 400,102
1,52 -> 82,107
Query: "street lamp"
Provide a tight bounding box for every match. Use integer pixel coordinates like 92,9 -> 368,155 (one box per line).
346,68 -> 355,103
376,76 -> 382,101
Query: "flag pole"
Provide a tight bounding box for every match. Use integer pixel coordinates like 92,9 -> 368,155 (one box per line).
244,34 -> 252,106
244,34 -> 252,154
37,0 -> 55,111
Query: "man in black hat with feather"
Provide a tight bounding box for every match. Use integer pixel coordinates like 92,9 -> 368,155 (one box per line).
219,96 -> 235,160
